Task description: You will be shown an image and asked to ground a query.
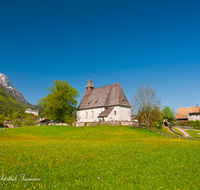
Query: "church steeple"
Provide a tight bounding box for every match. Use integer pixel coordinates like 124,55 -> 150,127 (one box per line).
85,78 -> 94,88
85,78 -> 94,95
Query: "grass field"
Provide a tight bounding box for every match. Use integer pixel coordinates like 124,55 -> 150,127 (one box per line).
186,130 -> 200,137
0,125 -> 200,189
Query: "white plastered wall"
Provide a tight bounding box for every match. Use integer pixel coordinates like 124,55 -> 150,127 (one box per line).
77,107 -> 106,122
109,106 -> 131,121
77,106 -> 131,122
25,110 -> 39,116
188,113 -> 200,121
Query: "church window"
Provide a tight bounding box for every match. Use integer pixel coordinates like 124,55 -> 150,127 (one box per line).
114,111 -> 116,115
91,111 -> 94,118
85,111 -> 88,119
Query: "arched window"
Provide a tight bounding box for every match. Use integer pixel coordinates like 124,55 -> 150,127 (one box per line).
91,110 -> 94,118
85,111 -> 88,119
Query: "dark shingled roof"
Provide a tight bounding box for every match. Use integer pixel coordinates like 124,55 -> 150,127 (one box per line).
35,118 -> 47,123
98,108 -> 113,118
78,82 -> 131,110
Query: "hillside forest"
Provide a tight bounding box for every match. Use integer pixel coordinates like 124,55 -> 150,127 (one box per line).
0,89 -> 43,126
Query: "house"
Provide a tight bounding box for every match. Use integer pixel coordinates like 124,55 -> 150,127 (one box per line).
35,118 -> 48,125
76,79 -> 131,122
131,115 -> 138,122
176,105 -> 200,122
25,108 -> 39,116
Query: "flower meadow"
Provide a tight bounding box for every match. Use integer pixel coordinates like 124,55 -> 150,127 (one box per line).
0,125 -> 200,189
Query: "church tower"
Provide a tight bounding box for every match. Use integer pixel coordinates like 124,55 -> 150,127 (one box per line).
84,78 -> 94,95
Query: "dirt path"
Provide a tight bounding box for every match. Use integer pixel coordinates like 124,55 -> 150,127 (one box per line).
176,128 -> 190,137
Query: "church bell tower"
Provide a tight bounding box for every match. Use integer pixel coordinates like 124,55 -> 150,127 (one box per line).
85,78 -> 94,95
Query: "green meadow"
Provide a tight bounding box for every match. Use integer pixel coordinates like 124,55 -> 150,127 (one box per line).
186,130 -> 200,137
0,125 -> 200,189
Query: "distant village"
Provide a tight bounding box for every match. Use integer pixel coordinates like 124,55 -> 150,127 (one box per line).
2,79 -> 200,128
0,72 -> 199,128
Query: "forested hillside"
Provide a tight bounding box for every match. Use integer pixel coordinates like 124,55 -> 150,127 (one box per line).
0,89 -> 28,116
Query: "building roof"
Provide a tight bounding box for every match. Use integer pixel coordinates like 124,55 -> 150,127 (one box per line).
35,118 -> 47,123
78,81 -> 131,110
176,107 -> 200,119
98,108 -> 114,118
85,78 -> 94,88
25,108 -> 32,111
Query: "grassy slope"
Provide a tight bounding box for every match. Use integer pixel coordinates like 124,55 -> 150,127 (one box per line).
152,126 -> 177,136
0,125 -> 200,189
0,125 -> 162,140
153,127 -> 184,136
186,130 -> 200,137
172,127 -> 184,135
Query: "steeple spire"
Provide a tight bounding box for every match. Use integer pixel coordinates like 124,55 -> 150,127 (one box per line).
85,78 -> 94,95
85,78 -> 94,88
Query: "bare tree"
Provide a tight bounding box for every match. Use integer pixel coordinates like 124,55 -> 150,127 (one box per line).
131,85 -> 161,130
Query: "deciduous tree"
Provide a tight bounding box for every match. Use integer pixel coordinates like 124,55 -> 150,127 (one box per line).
131,85 -> 161,130
37,80 -> 79,124
162,106 -> 175,123
0,114 -> 5,125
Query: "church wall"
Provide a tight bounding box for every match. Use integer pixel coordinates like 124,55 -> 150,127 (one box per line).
109,106 -> 131,121
77,107 -> 106,122
117,106 -> 131,121
77,106 -> 131,122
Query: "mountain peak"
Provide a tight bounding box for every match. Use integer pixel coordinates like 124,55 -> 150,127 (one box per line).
0,73 -> 14,89
0,73 -> 32,106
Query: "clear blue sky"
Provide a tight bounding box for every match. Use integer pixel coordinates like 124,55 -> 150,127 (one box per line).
1,0 -> 200,113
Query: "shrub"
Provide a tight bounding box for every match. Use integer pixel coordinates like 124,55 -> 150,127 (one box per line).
187,120 -> 200,129
12,120 -> 22,127
178,120 -> 200,129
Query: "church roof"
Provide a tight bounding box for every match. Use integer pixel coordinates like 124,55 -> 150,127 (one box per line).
78,82 -> 131,110
85,78 -> 94,88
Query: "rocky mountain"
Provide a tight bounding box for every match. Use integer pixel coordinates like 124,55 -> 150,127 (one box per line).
0,73 -> 32,106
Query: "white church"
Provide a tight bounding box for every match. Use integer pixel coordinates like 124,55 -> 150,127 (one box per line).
76,79 -> 131,122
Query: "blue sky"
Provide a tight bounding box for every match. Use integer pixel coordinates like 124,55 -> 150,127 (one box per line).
1,0 -> 200,113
